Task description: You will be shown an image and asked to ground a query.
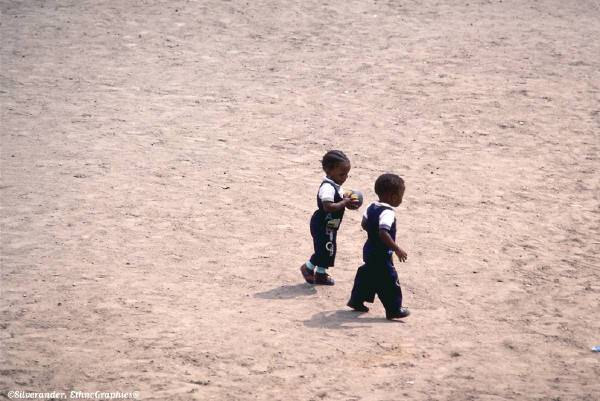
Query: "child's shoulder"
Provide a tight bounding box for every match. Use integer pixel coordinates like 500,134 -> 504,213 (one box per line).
364,202 -> 379,216
367,201 -> 392,210
365,202 -> 395,217
319,178 -> 338,188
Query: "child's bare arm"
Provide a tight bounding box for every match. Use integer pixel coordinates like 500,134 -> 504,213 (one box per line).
361,216 -> 368,231
379,229 -> 408,262
322,197 -> 352,212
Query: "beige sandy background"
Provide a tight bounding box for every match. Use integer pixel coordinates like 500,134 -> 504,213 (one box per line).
1,0 -> 599,400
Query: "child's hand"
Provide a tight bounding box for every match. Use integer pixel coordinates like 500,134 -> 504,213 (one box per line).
343,193 -> 360,210
395,247 -> 408,263
341,195 -> 353,208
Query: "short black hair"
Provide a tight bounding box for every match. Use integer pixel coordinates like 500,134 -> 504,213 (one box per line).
321,150 -> 350,171
374,173 -> 405,197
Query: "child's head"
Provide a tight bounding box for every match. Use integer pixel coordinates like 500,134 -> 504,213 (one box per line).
374,173 -> 405,207
321,150 -> 351,185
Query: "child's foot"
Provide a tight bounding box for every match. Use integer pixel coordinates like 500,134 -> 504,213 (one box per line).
386,307 -> 410,320
300,264 -> 315,284
347,301 -> 369,312
314,272 -> 335,285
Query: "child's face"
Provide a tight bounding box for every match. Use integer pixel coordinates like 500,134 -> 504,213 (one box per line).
389,187 -> 405,207
326,162 -> 351,185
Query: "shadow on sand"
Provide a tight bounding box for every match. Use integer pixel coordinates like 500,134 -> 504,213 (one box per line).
254,283 -> 317,299
303,309 -> 405,330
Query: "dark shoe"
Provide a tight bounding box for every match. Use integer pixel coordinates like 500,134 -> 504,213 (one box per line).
347,301 -> 369,312
386,307 -> 410,320
314,272 -> 335,286
300,264 -> 314,284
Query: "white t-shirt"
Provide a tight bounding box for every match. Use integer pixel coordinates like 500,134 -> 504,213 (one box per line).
363,201 -> 395,230
318,177 -> 344,203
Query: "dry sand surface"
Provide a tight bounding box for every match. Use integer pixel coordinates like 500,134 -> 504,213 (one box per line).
1,0 -> 599,400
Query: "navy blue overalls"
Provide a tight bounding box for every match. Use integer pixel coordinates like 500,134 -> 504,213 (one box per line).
309,180 -> 345,269
349,203 -> 403,313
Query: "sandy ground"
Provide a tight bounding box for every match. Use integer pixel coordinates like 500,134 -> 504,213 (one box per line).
1,0 -> 599,400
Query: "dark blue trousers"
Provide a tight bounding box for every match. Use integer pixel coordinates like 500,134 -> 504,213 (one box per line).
349,258 -> 403,313
309,214 -> 338,268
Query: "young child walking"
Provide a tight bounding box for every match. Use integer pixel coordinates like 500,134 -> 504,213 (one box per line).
347,173 -> 411,319
300,150 -> 358,285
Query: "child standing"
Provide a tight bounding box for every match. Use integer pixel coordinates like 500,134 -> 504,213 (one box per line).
347,173 -> 410,319
300,150 -> 357,285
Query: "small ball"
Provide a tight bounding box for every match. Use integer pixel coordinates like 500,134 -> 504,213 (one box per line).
347,189 -> 363,210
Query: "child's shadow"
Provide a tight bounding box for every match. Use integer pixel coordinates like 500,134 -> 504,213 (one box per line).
255,283 -> 317,299
304,309 -> 404,330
